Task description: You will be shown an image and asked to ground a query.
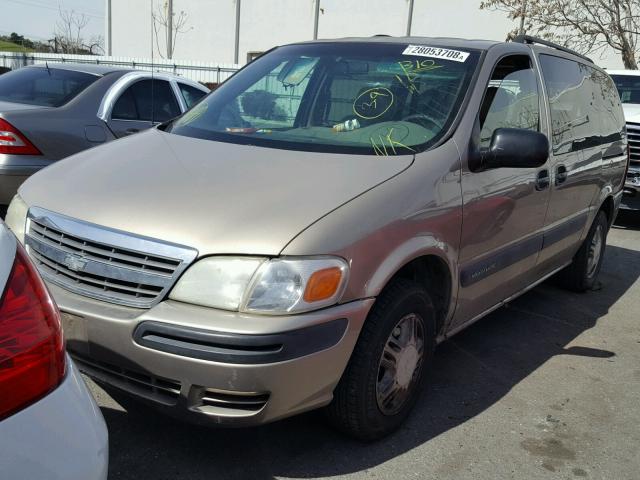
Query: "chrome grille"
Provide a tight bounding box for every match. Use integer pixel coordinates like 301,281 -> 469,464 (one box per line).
626,122 -> 640,166
25,207 -> 197,308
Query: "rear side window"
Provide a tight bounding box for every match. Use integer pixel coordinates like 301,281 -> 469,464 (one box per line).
0,67 -> 98,107
539,55 -> 623,153
478,55 -> 540,148
179,83 -> 207,108
592,70 -> 624,142
112,79 -> 181,122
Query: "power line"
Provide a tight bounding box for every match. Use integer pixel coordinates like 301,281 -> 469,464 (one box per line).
4,0 -> 104,19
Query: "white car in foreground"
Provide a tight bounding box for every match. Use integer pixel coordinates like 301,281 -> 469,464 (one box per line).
0,220 -> 108,479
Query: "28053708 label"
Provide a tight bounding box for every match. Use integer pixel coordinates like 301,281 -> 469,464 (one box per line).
402,45 -> 470,63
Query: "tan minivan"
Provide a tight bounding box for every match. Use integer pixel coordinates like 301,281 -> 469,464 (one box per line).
6,35 -> 627,440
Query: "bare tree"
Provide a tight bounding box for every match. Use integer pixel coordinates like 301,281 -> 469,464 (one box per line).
54,7 -> 90,54
85,35 -> 105,55
481,0 -> 640,69
152,1 -> 192,59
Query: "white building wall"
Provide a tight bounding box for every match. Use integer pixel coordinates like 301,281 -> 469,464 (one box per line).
111,0 -> 154,58
110,0 -> 519,65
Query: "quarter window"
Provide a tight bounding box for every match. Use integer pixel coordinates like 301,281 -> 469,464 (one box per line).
179,83 -> 207,109
479,55 -> 540,148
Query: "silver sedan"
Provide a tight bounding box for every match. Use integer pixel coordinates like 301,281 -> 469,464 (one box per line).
0,63 -> 209,205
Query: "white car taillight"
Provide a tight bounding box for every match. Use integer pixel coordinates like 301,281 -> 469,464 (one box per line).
0,242 -> 65,420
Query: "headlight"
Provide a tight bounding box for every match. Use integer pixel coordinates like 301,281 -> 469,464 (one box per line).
243,258 -> 348,314
5,194 -> 28,244
169,257 -> 265,310
170,256 -> 349,315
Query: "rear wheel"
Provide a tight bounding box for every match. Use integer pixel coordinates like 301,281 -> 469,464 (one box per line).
559,210 -> 608,292
326,278 -> 436,441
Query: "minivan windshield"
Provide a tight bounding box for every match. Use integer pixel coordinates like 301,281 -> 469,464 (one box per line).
0,67 -> 99,107
168,43 -> 480,155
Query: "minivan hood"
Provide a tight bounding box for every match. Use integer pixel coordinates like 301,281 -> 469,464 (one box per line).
19,129 -> 413,256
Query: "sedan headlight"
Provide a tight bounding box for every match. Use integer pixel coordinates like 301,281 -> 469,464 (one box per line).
169,256 -> 349,315
5,194 -> 28,244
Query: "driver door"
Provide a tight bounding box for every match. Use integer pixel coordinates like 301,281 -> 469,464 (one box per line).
454,54 -> 551,327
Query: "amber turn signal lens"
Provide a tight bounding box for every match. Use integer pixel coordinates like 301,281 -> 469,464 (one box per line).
303,267 -> 343,302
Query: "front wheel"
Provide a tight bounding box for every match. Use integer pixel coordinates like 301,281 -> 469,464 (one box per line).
326,278 -> 436,441
559,210 -> 608,292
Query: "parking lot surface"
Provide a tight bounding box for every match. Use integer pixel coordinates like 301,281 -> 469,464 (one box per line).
90,214 -> 640,480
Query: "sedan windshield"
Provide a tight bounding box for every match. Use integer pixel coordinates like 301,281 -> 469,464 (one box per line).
168,42 -> 480,155
0,67 -> 99,107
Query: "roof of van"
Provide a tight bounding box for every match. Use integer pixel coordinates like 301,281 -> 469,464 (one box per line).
297,36 -> 502,50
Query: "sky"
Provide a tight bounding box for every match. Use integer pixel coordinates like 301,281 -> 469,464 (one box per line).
2,0 -> 105,43
0,0 -> 624,69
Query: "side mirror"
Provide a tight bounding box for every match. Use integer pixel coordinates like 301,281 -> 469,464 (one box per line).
478,128 -> 549,170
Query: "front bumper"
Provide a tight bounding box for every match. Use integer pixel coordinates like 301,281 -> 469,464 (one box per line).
0,356 -> 108,480
50,282 -> 373,426
621,166 -> 640,211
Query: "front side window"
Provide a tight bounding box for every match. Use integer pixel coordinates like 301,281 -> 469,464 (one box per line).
112,79 -> 181,122
168,43 -> 480,155
0,67 -> 98,107
478,55 -> 540,148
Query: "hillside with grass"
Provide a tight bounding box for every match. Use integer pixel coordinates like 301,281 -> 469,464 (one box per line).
0,40 -> 34,52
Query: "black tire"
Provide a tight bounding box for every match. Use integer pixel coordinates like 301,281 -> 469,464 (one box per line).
326,278 -> 436,441
558,210 -> 608,292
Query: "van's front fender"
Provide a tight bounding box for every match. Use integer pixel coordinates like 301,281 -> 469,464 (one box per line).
281,139 -> 463,324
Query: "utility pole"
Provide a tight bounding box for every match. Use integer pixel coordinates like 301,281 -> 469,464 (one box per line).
106,0 -> 112,55
234,0 -> 241,64
167,0 -> 173,59
313,0 -> 320,40
406,0 -> 414,36
519,0 -> 527,35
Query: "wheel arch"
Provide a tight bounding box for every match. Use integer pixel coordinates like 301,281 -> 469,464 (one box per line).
364,239 -> 456,337
599,194 -> 616,228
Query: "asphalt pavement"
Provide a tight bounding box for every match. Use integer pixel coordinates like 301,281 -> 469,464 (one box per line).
90,212 -> 640,480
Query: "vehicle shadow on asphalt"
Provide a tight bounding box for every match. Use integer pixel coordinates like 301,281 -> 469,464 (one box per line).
100,243 -> 639,480
614,210 -> 640,230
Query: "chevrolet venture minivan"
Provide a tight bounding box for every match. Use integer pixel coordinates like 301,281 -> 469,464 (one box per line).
6,35 -> 627,440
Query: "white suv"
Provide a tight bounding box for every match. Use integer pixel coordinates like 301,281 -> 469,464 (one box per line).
608,70 -> 640,211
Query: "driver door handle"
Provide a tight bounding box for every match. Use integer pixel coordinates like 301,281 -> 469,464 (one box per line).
555,164 -> 568,185
535,169 -> 550,191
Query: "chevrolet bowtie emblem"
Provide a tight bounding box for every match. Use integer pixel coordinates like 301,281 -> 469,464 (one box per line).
63,254 -> 88,272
